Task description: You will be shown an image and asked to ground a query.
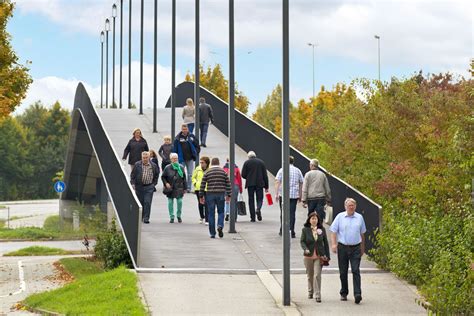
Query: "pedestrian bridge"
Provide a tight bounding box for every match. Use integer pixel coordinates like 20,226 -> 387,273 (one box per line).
61,82 -> 381,270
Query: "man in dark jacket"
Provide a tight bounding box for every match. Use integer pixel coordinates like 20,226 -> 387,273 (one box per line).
173,124 -> 200,191
241,151 -> 269,222
198,97 -> 214,147
130,151 -> 160,224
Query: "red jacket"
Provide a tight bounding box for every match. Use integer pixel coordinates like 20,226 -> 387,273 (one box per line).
223,163 -> 243,193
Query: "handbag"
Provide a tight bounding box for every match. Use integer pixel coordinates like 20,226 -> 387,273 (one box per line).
265,192 -> 273,205
237,194 -> 247,216
163,186 -> 173,195
319,256 -> 330,266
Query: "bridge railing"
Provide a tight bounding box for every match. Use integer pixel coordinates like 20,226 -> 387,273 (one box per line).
167,81 -> 382,252
63,83 -> 142,267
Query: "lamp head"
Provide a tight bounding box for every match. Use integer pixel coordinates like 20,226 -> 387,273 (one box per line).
112,4 -> 117,17
105,18 -> 110,31
100,31 -> 105,42
374,35 -> 380,39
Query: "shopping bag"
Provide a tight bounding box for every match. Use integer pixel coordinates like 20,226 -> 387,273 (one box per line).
324,204 -> 333,225
265,192 -> 273,205
237,194 -> 247,216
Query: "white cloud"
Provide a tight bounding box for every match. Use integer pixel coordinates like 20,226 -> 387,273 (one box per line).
15,61 -> 183,114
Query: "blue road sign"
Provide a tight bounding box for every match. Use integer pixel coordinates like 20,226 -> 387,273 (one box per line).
54,181 -> 66,193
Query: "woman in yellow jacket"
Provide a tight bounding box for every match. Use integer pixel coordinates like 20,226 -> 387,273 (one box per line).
192,156 -> 210,224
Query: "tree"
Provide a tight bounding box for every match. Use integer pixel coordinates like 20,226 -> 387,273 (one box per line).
185,64 -> 250,114
0,1 -> 32,118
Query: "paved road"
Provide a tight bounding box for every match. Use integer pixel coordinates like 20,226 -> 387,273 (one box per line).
0,200 -> 58,228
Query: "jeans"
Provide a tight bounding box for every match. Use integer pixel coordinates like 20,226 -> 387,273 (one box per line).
224,185 -> 239,220
187,123 -> 195,134
200,123 -> 209,145
135,184 -> 155,221
168,197 -> 183,219
195,192 -> 208,221
184,160 -> 195,191
337,243 -> 362,297
247,186 -> 264,221
308,198 -> 326,219
206,193 -> 225,237
279,197 -> 298,235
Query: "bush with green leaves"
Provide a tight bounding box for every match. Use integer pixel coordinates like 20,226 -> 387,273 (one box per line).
94,219 -> 132,270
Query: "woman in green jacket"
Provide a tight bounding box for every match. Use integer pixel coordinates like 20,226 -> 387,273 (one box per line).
192,156 -> 210,224
300,212 -> 330,302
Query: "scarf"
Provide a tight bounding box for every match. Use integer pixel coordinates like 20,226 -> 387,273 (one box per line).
172,162 -> 184,178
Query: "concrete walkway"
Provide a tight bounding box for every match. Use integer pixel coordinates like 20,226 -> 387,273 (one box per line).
0,200 -> 58,228
97,108 -> 426,315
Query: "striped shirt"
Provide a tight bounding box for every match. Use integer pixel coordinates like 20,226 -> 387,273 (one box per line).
141,163 -> 154,185
276,164 -> 304,199
199,166 -> 231,196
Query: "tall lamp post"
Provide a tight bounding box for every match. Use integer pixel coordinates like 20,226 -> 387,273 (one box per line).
374,35 -> 380,82
194,0 -> 200,165
139,0 -> 144,115
119,0 -> 123,109
105,18 -> 110,109
171,0 -> 176,138
112,4 -> 117,108
307,42 -> 317,100
100,31 -> 105,108
128,0 -> 132,109
228,0 -> 236,234
153,0 -> 158,132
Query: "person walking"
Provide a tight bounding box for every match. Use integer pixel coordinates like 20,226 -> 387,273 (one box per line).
223,158 -> 243,222
241,151 -> 269,222
199,157 -> 231,238
173,124 -> 200,191
130,151 -> 160,224
302,159 -> 331,219
161,153 -> 187,223
192,156 -> 210,224
275,156 -> 304,238
300,212 -> 330,302
330,198 -> 366,304
198,97 -> 214,147
158,135 -> 173,171
182,98 -> 195,134
123,128 -> 149,171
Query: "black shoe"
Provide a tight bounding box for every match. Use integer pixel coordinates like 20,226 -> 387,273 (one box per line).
340,295 -> 347,301
144,220 -> 150,224
217,227 -> 224,238
210,235 -> 215,239
250,219 -> 256,222
279,231 -> 282,236
169,218 -> 174,223
315,297 -> 321,303
256,210 -> 262,221
225,214 -> 229,222
355,295 -> 362,304
308,293 -> 313,299
177,217 -> 182,223
291,233 -> 296,238
202,144 -> 207,147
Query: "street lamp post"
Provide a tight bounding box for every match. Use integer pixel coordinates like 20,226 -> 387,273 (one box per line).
374,35 -> 381,82
194,0 -> 200,165
105,19 -> 110,109
139,0 -> 144,115
228,0 -> 236,234
119,0 -> 123,109
307,42 -> 317,100
128,0 -> 132,109
100,31 -> 105,108
171,0 -> 176,138
153,0 -> 158,132
112,4 -> 117,108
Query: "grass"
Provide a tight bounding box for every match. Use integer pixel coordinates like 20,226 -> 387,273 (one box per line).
3,246 -> 82,257
24,265 -> 147,315
59,257 -> 103,279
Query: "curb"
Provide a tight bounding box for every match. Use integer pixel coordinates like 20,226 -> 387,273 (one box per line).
24,305 -> 63,316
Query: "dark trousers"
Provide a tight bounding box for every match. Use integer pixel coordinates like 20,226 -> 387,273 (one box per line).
308,198 -> 326,219
247,186 -> 264,221
206,193 -> 225,237
195,192 -> 208,221
135,184 -> 155,221
200,123 -> 209,145
279,197 -> 298,235
337,243 -> 362,297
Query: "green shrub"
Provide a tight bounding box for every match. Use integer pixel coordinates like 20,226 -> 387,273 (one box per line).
94,219 -> 132,270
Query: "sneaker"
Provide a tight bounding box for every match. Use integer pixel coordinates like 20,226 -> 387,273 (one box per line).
225,214 -> 229,222
178,217 -> 182,223
169,218 -> 174,223
144,220 -> 150,224
256,210 -> 262,221
355,295 -> 362,304
210,235 -> 215,239
308,293 -> 313,299
205,221 -> 209,226
217,227 -> 224,238
199,218 -> 204,224
315,297 -> 321,303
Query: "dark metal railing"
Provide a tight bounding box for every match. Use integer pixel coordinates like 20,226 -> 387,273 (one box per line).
166,81 -> 382,252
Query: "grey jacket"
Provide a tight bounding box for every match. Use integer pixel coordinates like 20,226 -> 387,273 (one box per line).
199,102 -> 214,124
302,170 -> 331,201
182,105 -> 195,124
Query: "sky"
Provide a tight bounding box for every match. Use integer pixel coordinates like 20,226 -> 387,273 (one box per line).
8,0 -> 473,115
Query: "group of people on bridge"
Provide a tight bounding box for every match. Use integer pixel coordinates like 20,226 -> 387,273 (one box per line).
122,96 -> 367,305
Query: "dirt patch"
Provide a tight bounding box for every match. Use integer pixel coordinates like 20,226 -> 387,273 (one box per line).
45,261 -> 74,284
